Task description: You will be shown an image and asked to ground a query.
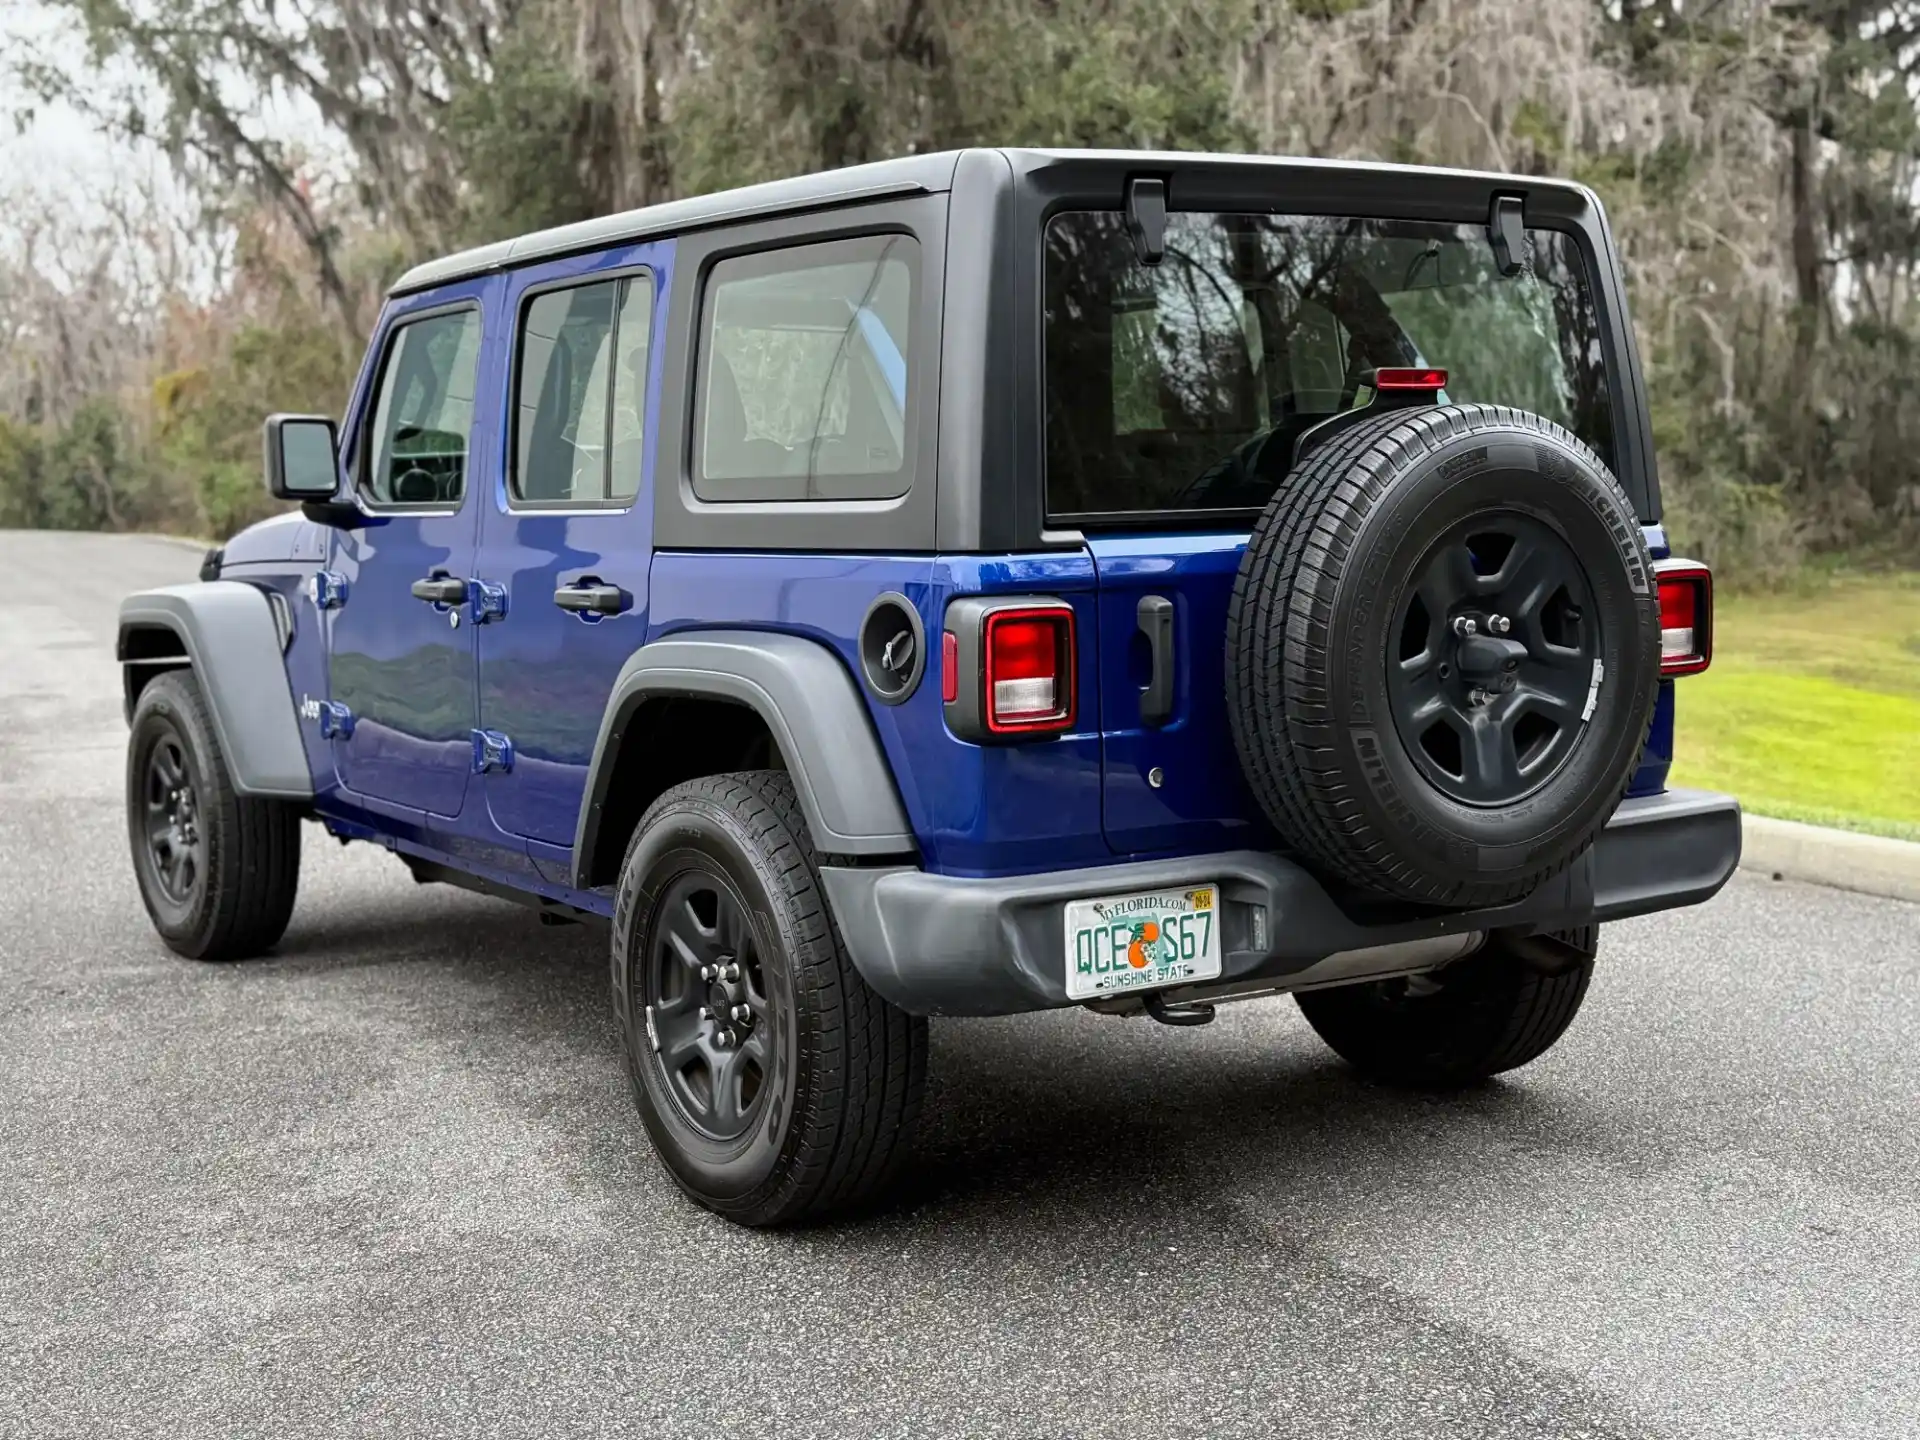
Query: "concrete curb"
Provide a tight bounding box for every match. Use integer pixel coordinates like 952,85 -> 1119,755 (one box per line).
1739,814 -> 1920,905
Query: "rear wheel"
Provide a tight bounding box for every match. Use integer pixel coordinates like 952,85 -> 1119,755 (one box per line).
611,770 -> 926,1226
1295,926 -> 1597,1088
126,669 -> 302,961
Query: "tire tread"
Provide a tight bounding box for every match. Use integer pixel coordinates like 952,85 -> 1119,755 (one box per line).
613,771 -> 925,1226
128,669 -> 300,962
1226,405 -> 1655,906
1296,926 -> 1598,1087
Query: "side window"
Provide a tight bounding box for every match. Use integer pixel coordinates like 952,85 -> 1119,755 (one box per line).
513,272 -> 654,505
364,307 -> 483,507
694,234 -> 916,502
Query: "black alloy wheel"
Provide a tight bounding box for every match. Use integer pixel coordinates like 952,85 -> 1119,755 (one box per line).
642,869 -> 774,1143
125,668 -> 302,960
142,732 -> 205,906
1388,513 -> 1600,807
611,771 -> 928,1227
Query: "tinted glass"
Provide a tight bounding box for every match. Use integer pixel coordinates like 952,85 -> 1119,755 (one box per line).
609,276 -> 652,501
695,235 -> 915,501
1043,212 -> 1613,516
514,273 -> 653,505
365,308 -> 483,506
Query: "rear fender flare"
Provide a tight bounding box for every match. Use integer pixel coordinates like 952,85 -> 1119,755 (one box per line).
117,583 -> 312,800
574,631 -> 917,885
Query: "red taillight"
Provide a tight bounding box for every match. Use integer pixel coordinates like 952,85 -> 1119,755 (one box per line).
940,630 -> 958,704
1373,367 -> 1448,391
983,607 -> 1075,734
1655,559 -> 1712,676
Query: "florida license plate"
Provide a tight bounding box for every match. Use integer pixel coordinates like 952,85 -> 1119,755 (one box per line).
1064,884 -> 1222,1001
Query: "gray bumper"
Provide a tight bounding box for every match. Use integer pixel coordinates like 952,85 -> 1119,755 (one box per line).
818,788 -> 1742,1017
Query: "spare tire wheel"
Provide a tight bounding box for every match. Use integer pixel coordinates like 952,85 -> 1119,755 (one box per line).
1226,404 -> 1660,908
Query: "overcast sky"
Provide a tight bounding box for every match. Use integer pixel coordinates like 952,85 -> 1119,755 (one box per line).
2,3 -> 117,181
2,2 -> 330,207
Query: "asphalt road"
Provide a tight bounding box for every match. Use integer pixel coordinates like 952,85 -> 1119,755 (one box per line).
3,529 -> 1917,1440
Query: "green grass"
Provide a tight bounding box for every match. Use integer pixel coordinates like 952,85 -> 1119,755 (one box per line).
1670,569 -> 1920,842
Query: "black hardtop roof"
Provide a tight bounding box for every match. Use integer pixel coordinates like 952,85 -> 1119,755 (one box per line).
389,148 -> 1587,297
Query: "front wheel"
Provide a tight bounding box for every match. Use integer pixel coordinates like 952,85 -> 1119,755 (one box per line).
611,771 -> 927,1226
1295,926 -> 1597,1088
126,669 -> 302,960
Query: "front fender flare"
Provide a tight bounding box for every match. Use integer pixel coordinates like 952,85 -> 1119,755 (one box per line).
574,631 -> 916,884
117,583 -> 313,800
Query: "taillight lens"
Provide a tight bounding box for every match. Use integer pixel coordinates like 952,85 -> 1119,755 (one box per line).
1655,559 -> 1712,676
983,607 -> 1075,734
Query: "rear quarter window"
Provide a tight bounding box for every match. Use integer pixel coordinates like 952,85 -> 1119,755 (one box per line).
693,234 -> 917,503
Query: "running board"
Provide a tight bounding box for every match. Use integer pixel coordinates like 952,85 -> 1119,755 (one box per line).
402,856 -> 608,928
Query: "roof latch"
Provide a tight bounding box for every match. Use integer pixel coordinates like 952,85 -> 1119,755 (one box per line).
1126,176 -> 1167,267
1489,193 -> 1528,277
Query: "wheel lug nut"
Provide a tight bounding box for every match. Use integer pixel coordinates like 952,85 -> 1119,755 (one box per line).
697,1006 -> 712,1021
721,963 -> 741,983
715,1029 -> 734,1050
699,965 -> 715,981
1491,614 -> 1512,634
730,1004 -> 751,1023
1452,616 -> 1478,636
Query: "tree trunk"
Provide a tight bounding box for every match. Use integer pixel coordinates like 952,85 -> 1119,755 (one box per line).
1789,115 -> 1822,374
1788,112 -> 1822,493
623,0 -> 683,208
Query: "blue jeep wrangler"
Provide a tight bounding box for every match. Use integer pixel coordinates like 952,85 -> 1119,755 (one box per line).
119,150 -> 1740,1226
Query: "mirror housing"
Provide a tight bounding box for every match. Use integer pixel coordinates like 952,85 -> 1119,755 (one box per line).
263,414 -> 341,501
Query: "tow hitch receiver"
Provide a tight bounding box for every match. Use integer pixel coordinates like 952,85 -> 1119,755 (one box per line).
1142,991 -> 1216,1027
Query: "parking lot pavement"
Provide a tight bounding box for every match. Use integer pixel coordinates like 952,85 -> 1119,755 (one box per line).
3,529 -> 1917,1439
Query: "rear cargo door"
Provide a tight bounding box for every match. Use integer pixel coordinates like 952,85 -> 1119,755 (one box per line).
1042,197 -> 1629,861
1087,532 -> 1264,857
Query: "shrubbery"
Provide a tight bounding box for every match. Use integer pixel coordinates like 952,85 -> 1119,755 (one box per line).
4,0 -> 1917,583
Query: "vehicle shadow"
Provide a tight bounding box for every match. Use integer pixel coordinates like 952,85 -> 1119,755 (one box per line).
265,880 -> 607,975
874,1015 -> 1616,1236
255,879 -> 1625,1247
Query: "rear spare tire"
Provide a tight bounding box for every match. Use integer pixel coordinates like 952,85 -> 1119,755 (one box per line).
1227,405 -> 1659,907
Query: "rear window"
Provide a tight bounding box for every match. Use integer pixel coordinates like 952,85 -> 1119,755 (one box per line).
513,273 -> 653,506
1043,211 -> 1614,518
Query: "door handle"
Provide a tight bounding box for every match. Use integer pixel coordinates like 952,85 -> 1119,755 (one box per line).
1137,594 -> 1175,728
411,575 -> 468,605
553,580 -> 629,617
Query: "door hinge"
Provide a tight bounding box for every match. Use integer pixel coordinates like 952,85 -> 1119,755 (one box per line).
316,700 -> 355,740
307,570 -> 350,611
469,579 -> 508,625
471,729 -> 514,773
1489,193 -> 1529,277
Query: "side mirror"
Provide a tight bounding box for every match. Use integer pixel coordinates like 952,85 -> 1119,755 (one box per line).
263,414 -> 340,500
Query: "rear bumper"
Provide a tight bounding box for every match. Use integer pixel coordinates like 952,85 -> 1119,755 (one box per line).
819,787 -> 1742,1016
